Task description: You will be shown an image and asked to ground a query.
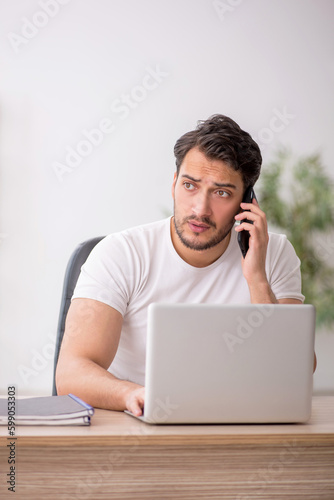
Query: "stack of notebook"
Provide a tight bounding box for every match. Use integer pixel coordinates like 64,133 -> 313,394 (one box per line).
0,394 -> 94,426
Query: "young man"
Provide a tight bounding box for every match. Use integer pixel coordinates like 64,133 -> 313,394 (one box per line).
56,114 -> 310,416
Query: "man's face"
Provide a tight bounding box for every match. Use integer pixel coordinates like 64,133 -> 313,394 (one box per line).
171,147 -> 244,254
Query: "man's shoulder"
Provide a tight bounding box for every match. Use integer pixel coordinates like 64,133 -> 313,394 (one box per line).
268,231 -> 287,245
109,217 -> 169,241
100,217 -> 170,251
267,231 -> 299,262
84,218 -> 171,272
121,217 -> 170,236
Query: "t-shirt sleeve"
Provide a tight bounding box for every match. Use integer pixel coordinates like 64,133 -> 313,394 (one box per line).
71,234 -> 136,316
266,233 -> 305,302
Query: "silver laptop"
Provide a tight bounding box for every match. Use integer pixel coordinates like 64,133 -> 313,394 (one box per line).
126,303 -> 315,424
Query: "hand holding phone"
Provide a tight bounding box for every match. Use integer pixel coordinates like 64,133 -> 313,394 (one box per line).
237,186 -> 257,258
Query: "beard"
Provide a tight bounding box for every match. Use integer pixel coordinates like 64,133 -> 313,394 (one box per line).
173,212 -> 235,251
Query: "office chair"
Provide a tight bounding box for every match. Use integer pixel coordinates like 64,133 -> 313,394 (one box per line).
52,236 -> 105,395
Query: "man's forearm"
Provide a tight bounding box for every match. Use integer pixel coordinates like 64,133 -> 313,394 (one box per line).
248,280 -> 278,304
56,356 -> 142,411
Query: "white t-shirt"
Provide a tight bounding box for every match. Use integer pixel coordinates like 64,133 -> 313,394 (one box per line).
72,217 -> 304,385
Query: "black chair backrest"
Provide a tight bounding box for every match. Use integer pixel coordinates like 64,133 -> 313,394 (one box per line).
52,237 -> 105,395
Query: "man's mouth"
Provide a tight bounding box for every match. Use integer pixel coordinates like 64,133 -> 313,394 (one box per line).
187,220 -> 211,233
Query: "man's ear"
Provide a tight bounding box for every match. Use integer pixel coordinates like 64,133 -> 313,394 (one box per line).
171,172 -> 177,200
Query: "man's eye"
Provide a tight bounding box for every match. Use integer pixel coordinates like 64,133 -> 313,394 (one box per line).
184,182 -> 194,190
217,190 -> 229,198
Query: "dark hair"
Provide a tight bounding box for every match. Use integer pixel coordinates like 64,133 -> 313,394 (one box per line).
174,114 -> 262,190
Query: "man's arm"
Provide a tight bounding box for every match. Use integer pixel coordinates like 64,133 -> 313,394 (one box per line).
56,298 -> 145,415
234,199 -> 317,372
235,198 -> 296,304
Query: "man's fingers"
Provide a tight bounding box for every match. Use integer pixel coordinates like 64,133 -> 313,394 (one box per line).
235,211 -> 257,223
237,203 -> 263,219
126,387 -> 145,416
130,398 -> 144,416
235,222 -> 254,232
129,402 -> 143,416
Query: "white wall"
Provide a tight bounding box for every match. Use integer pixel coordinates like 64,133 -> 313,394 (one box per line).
1,0 -> 333,396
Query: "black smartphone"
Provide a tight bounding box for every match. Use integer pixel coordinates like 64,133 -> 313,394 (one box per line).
237,186 -> 257,258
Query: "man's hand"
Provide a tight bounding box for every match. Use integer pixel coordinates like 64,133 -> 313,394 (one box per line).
235,198 -> 269,285
234,198 -> 278,303
124,387 -> 145,416
234,199 -> 303,306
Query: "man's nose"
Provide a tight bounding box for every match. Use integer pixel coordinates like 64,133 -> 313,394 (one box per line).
192,193 -> 212,218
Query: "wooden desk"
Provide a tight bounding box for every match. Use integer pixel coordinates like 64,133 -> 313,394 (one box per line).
1,396 -> 334,499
